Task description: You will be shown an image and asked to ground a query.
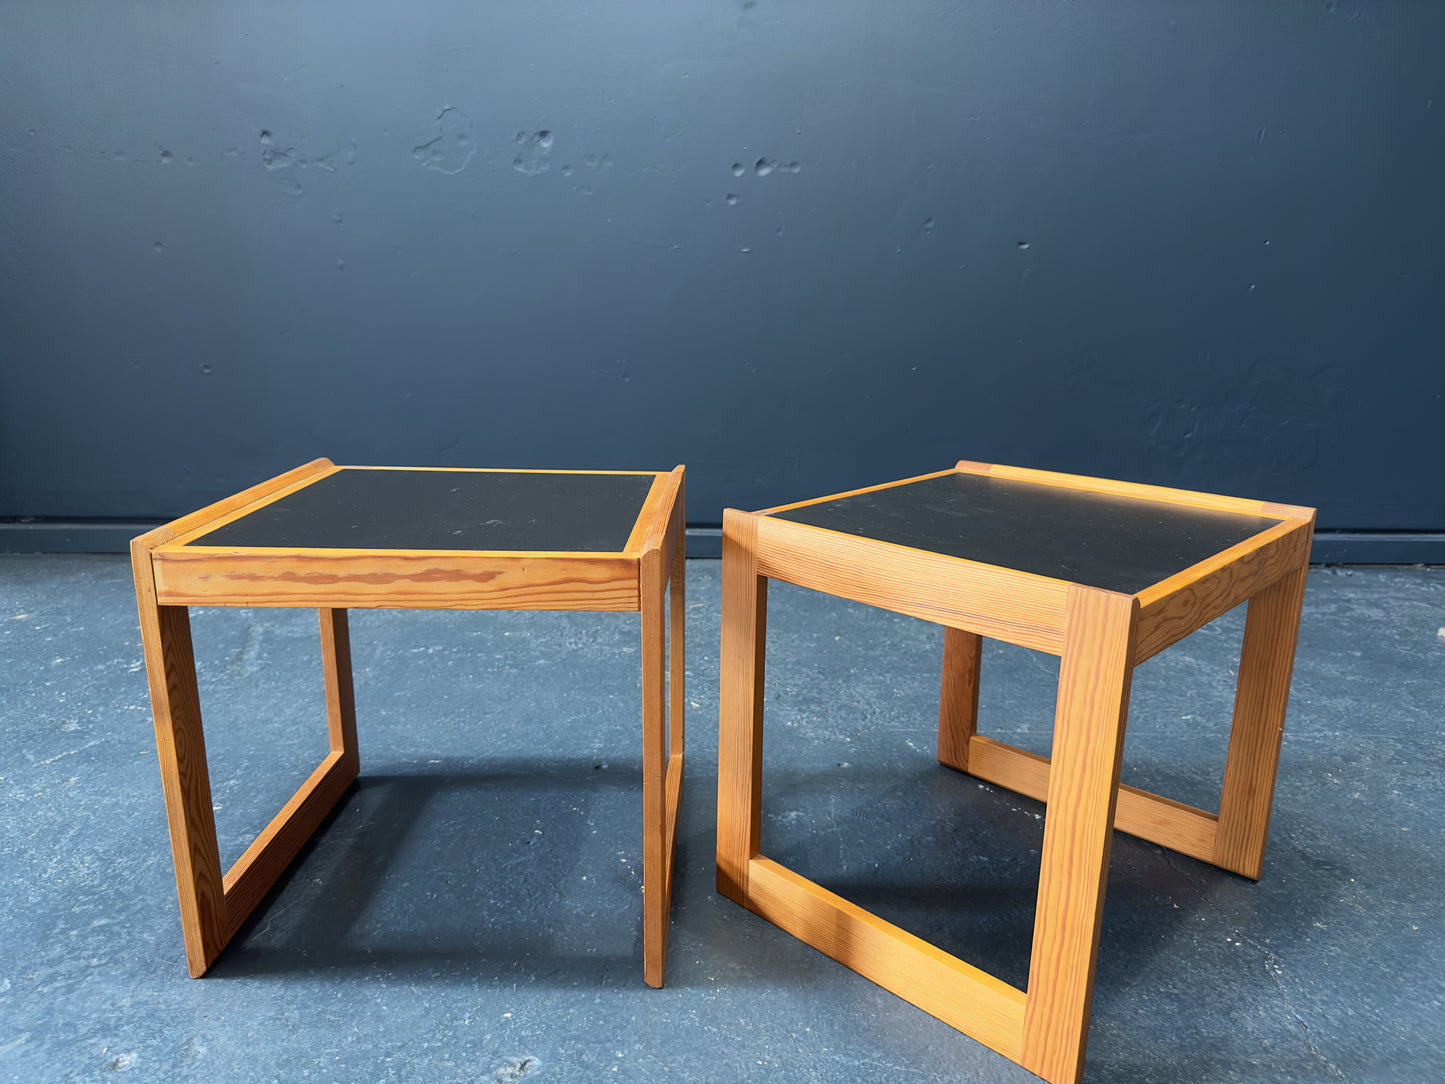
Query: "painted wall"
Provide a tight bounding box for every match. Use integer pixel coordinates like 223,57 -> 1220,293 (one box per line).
2,1 -> 1441,549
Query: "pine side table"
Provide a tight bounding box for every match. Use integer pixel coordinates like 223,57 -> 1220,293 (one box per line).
716,460 -> 1314,1083
132,459 -> 685,987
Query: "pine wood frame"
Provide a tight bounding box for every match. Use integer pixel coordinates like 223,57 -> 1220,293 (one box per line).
132,458 -> 686,987
716,460 -> 1313,1083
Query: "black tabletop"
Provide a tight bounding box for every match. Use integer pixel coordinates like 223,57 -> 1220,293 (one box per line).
189,469 -> 659,553
770,472 -> 1281,594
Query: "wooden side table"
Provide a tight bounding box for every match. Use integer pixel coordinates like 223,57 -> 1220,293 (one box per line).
716,460 -> 1314,1083
132,458 -> 685,987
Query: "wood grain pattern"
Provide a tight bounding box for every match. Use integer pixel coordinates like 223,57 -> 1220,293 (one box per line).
1212,561 -> 1310,878
641,541 -> 669,987
1021,587 -> 1138,1084
755,515 -> 1070,654
717,509 -> 768,903
668,491 -> 687,768
641,465 -> 686,987
713,461 -> 1314,1078
1135,517 -> 1313,663
938,627 -> 983,771
642,467 -> 686,570
624,472 -> 672,555
746,858 -> 1027,1059
320,608 -> 359,773
139,458 -> 687,987
962,736 -> 1220,861
665,480 -> 687,909
152,550 -> 640,610
130,583 -> 227,975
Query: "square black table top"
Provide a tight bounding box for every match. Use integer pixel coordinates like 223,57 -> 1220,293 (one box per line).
188,468 -> 659,553
769,471 -> 1282,595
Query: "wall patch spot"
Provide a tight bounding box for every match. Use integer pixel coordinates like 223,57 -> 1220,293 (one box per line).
753,157 -> 800,177
260,129 -> 292,171
513,130 -> 554,175
414,108 -> 477,174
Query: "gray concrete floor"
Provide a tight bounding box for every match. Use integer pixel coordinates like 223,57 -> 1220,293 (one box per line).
1,555 -> 1441,1083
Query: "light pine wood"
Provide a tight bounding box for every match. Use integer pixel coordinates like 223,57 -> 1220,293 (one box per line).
1020,588 -> 1138,1084
1212,562 -> 1310,878
716,460 -> 1313,1082
640,465 -> 687,987
963,735 -> 1220,863
641,542 -> 668,987
746,857 -> 1027,1059
1134,517 -> 1313,663
138,460 -> 688,986
625,471 -> 673,555
640,467 -> 687,568
130,569 -> 226,976
135,526 -> 366,972
667,476 -> 688,862
151,550 -> 640,610
717,509 -> 768,904
320,608 -> 359,774
755,515 -> 1069,654
938,627 -> 983,771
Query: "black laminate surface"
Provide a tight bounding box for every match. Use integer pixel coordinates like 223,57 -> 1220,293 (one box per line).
771,472 -> 1282,595
190,469 -> 658,552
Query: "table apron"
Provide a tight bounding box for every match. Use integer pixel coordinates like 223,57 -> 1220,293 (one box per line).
151,551 -> 641,610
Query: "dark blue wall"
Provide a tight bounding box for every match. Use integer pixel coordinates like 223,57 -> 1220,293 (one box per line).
2,1 -> 1442,552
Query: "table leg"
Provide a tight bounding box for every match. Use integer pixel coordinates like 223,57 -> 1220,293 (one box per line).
135,597 -> 228,977
669,531 -> 687,806
642,522 -> 687,988
1212,563 -> 1309,879
717,509 -> 768,906
1021,587 -> 1138,1084
938,627 -> 983,771
135,535 -> 362,975
321,608 -> 359,776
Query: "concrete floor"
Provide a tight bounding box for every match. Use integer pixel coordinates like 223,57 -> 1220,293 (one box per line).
1,555 -> 1441,1083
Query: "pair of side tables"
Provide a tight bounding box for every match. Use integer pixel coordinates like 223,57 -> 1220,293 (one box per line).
132,458 -> 1313,1084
